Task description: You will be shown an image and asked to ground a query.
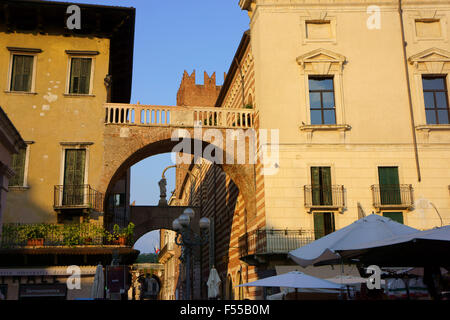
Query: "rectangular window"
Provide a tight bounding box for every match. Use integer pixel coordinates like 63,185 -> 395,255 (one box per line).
309,76 -> 336,125
10,55 -> 34,92
313,212 -> 335,240
63,149 -> 86,205
382,212 -> 404,224
69,58 -> 92,94
311,167 -> 332,206
422,75 -> 450,124
378,167 -> 401,205
9,147 -> 27,187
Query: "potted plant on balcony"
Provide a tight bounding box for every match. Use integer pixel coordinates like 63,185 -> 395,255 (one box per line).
26,225 -> 46,246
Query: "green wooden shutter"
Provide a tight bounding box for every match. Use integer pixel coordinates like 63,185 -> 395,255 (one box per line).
9,147 -> 26,186
311,167 -> 332,205
11,55 -> 33,92
383,212 -> 404,224
63,149 -> 86,205
311,167 -> 321,205
321,167 -> 332,205
378,167 -> 401,205
80,58 -> 92,94
314,212 -> 325,239
323,212 -> 335,235
69,58 -> 91,94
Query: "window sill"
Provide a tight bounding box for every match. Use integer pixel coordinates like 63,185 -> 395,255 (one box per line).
8,186 -> 30,191
299,124 -> 351,132
63,93 -> 95,97
416,124 -> 450,131
4,91 -> 37,95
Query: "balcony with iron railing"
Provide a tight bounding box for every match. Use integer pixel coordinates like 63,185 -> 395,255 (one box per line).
304,185 -> 345,213
238,229 -> 315,266
371,184 -> 414,211
54,185 -> 103,213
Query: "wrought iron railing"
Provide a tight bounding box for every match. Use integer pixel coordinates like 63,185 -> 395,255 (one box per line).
304,185 -> 345,209
0,223 -> 107,248
238,229 -> 315,258
371,184 -> 414,208
54,185 -> 103,212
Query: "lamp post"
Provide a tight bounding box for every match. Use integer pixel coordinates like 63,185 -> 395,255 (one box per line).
172,208 -> 210,300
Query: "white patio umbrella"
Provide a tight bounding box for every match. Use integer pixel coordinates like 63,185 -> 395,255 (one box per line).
90,263 -> 105,299
288,214 -> 418,267
236,271 -> 341,290
336,225 -> 450,267
207,267 -> 221,299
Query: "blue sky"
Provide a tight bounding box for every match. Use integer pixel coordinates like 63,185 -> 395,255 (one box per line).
51,0 -> 249,253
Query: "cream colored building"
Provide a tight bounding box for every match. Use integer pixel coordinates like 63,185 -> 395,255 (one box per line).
238,0 -> 450,235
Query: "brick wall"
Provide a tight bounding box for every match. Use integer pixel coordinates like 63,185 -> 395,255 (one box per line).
176,70 -> 223,107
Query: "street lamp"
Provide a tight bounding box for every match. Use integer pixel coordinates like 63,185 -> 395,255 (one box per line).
173,208 -> 210,300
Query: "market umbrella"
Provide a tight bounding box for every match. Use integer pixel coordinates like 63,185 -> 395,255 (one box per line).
335,225 -> 450,267
236,271 -> 341,290
90,263 -> 105,299
288,214 -> 418,267
207,267 -> 221,299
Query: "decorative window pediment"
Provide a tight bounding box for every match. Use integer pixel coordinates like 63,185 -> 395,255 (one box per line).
296,48 -> 346,74
409,48 -> 450,73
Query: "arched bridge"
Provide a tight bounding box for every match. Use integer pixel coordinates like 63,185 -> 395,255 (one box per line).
98,103 -> 257,237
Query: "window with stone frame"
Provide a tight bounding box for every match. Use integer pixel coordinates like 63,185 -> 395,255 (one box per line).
422,75 -> 450,124
10,54 -> 34,92
9,147 -> 27,187
69,57 -> 92,94
308,76 -> 336,125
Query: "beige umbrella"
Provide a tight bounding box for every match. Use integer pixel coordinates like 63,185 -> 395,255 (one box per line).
90,264 -> 105,299
207,267 -> 221,299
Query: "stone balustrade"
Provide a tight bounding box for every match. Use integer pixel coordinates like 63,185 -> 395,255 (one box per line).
104,103 -> 254,129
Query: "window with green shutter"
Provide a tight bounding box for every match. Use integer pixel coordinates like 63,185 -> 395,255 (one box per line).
314,212 -> 335,240
10,55 -> 34,92
383,212 -> 404,224
311,167 -> 332,206
378,167 -> 401,205
69,58 -> 92,94
9,147 -> 27,186
63,149 -> 86,205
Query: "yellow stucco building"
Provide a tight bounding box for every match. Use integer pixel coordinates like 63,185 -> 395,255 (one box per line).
237,0 -> 450,234
0,1 -> 134,227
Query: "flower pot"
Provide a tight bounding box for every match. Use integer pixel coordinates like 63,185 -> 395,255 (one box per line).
83,238 -> 93,245
27,238 -> 44,246
119,236 -> 127,245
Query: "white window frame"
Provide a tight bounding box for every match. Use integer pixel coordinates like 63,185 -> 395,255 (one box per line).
297,48 -> 347,127
7,51 -> 38,94
65,55 -> 95,96
409,48 -> 450,129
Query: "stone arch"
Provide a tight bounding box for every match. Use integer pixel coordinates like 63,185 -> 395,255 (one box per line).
99,125 -> 256,235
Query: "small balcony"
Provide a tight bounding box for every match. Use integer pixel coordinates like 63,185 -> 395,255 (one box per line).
158,242 -> 175,264
371,184 -> 414,211
238,229 -> 315,266
304,185 -> 345,213
54,185 -> 103,213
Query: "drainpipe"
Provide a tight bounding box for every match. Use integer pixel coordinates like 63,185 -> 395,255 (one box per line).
398,0 -> 421,182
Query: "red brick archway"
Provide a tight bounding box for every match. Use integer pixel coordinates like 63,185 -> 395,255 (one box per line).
98,124 -> 256,233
